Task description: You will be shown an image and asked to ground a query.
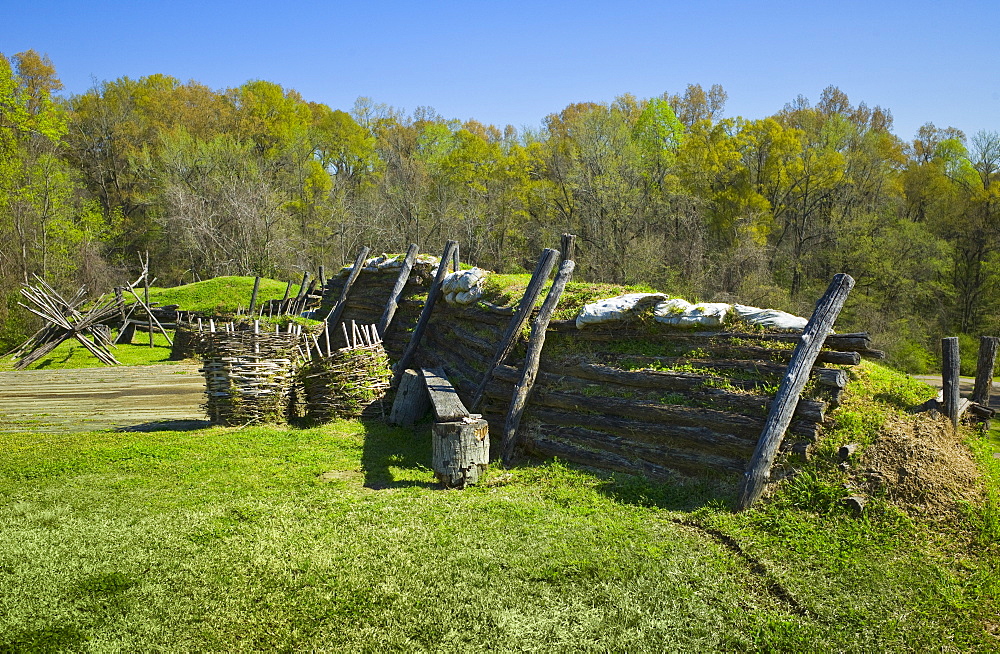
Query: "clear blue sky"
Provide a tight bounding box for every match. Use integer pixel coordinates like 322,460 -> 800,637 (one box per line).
3,0 -> 998,141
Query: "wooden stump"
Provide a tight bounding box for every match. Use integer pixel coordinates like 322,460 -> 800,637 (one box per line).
389,368 -> 430,426
433,418 -> 489,488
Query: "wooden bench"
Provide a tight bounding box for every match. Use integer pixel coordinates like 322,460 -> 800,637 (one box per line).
389,367 -> 488,487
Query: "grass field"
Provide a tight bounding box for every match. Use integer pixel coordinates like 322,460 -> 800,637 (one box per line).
2,364 -> 999,651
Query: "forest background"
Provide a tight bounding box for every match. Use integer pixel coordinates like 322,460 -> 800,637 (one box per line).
1,50 -> 997,372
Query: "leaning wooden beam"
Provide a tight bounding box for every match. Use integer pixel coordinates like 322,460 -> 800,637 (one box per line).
470,248 -> 559,411
391,241 -> 458,387
328,246 -> 371,333
972,336 -> 998,408
126,287 -> 173,346
942,336 -> 961,428
737,273 -> 855,511
377,243 -> 419,337
500,258 -> 575,465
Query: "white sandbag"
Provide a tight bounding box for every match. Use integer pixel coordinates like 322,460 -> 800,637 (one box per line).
575,293 -> 667,328
442,268 -> 488,304
654,299 -> 732,327
733,304 -> 809,331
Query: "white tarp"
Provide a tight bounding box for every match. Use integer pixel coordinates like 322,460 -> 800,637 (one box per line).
654,299 -> 732,327
575,293 -> 667,328
733,304 -> 809,331
442,268 -> 488,305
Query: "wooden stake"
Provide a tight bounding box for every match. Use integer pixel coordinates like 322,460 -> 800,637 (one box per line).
248,276 -> 261,316
500,258 -> 575,465
391,240 -> 459,387
942,336 -> 961,428
328,246 -> 371,332
377,243 -> 419,337
973,336 -> 998,407
737,273 -> 855,510
471,248 -> 559,410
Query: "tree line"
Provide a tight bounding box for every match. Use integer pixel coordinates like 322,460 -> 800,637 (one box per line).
2,50 -> 998,371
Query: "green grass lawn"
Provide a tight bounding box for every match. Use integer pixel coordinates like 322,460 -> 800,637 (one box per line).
1,331 -> 177,372
2,403 -> 998,651
141,276 -> 301,316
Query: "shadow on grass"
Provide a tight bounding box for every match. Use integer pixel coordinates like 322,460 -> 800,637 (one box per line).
117,419 -> 213,432
359,417 -> 439,490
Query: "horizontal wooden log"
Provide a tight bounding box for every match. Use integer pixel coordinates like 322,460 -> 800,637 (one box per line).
530,407 -> 756,459
493,364 -> 826,423
531,424 -> 747,475
448,324 -> 499,356
527,435 -> 684,482
814,367 -> 848,389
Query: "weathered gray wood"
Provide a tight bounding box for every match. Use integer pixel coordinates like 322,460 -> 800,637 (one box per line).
973,336 -> 998,407
942,336 -> 961,428
115,319 -> 137,345
126,287 -> 173,346
530,407 -> 756,458
377,243 -> 419,337
452,242 -> 460,273
501,259 -> 575,465
531,424 -> 747,475
738,273 -> 855,510
391,240 -> 459,387
328,246 -> 371,329
388,368 -> 431,426
248,276 -> 261,316
470,248 -> 559,410
560,233 -> 576,263
484,374 -> 817,439
492,363 -> 827,423
528,435 -> 682,483
422,367 -> 471,421
432,418 -> 489,488
814,367 -> 848,389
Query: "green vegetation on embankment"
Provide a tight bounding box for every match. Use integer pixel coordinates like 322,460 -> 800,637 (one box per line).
1,361 -> 997,651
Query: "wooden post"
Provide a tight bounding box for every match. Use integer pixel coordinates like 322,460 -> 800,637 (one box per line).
280,280 -> 293,314
144,258 -> 153,348
423,368 -> 489,488
452,242 -> 460,273
560,233 -> 576,264
248,275 -> 261,317
942,336 -> 961,428
328,246 -> 370,333
737,273 -> 855,510
972,336 -> 998,407
377,243 -> 419,337
389,368 -> 431,426
391,241 -> 458,387
500,258 -> 575,465
470,248 -> 559,411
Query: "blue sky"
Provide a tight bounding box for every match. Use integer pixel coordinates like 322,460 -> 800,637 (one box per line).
3,0 -> 998,141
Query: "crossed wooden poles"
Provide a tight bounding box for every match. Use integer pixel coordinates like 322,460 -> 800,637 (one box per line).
12,276 -> 124,369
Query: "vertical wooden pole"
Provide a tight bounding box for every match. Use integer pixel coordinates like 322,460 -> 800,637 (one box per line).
470,248 -> 559,411
500,259 -> 575,465
144,254 -> 153,348
560,233 -> 576,264
942,336 -> 961,428
972,336 -> 998,407
248,276 -> 261,317
737,273 -> 855,510
377,243 -> 419,337
452,242 -> 460,273
391,240 -> 458,387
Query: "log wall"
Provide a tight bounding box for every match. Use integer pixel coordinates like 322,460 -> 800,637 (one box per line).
321,269 -> 872,482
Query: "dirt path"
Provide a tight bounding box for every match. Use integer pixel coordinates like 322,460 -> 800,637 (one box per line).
0,364 -> 210,433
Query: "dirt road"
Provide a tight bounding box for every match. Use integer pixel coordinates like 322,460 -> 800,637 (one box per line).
0,364 -> 209,433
